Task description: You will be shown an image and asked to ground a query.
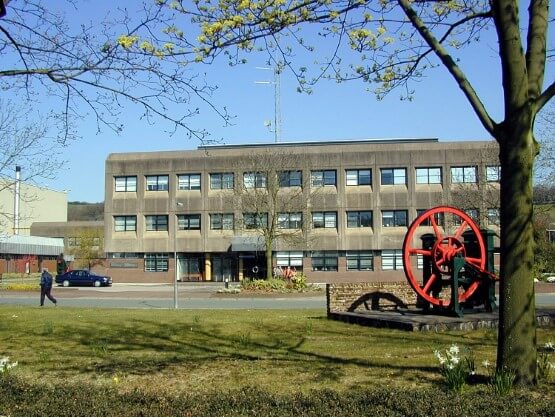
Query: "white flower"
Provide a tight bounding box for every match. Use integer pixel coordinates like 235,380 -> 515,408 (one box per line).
0,356 -> 17,373
448,344 -> 460,355
544,341 -> 555,351
451,356 -> 460,365
434,350 -> 446,365
482,360 -> 491,368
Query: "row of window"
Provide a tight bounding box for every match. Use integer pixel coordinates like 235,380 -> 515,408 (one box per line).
127,250 -> 405,272
114,208 -> 500,232
115,166 -> 501,192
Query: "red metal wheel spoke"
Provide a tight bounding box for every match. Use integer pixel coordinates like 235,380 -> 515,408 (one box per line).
430,216 -> 443,241
454,221 -> 468,239
409,248 -> 432,257
422,273 -> 437,294
465,257 -> 483,268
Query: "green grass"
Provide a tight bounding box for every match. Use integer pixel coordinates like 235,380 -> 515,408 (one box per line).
1,305 -> 554,396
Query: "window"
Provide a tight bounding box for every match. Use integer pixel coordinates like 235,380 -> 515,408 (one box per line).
346,251 -> 374,271
244,172 -> 267,189
311,251 -> 338,271
178,214 -> 201,230
146,175 -> 169,191
454,209 -> 479,226
346,211 -> 372,228
278,212 -> 303,229
210,173 -> 234,190
276,251 -> 303,267
381,168 -> 406,185
548,230 -> 555,244
416,209 -> 444,227
114,215 -> 137,232
416,167 -> 442,184
346,169 -> 372,186
115,176 -> 137,192
311,170 -> 336,187
210,213 -> 234,230
451,166 -> 477,183
486,165 -> 501,182
244,213 -> 268,229
178,174 -> 201,190
382,249 -> 403,270
382,210 -> 408,227
145,253 -> 168,272
279,170 -> 302,187
109,252 -> 139,259
312,211 -> 337,229
145,215 -> 168,231
486,208 -> 500,226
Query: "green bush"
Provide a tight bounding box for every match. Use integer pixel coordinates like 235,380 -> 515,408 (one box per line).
1,377 -> 554,417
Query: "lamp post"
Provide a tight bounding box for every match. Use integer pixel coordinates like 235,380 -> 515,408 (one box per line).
174,201 -> 184,309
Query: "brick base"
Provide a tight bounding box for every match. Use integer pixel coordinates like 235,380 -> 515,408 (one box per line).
327,282 -> 418,313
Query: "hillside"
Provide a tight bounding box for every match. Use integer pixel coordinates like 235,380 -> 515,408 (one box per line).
68,202 -> 104,221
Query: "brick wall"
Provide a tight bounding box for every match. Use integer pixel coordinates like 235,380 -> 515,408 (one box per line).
326,282 -> 418,313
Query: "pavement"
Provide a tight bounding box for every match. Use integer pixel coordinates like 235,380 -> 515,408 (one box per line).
0,282 -> 328,309
1,282 -> 554,310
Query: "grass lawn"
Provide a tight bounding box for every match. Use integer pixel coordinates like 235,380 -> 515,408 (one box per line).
1,305 -> 554,396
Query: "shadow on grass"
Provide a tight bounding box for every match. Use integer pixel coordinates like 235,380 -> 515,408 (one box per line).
33,315 -> 447,385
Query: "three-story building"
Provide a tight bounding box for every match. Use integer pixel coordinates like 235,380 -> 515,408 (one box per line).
103,139 -> 500,283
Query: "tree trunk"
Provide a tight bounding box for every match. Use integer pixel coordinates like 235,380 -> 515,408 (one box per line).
266,244 -> 273,280
496,119 -> 538,384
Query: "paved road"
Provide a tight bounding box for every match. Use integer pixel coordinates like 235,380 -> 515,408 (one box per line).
0,283 -> 327,310
1,283 -> 554,310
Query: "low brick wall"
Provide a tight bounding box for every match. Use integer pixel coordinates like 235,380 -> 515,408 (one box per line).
327,282 -> 418,314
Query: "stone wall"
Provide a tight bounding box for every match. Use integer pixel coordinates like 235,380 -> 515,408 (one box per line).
327,282 -> 418,313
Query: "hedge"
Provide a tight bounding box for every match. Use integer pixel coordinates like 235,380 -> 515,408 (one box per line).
1,377 -> 554,417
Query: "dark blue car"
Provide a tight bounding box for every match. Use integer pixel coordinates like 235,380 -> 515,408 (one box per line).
55,270 -> 112,287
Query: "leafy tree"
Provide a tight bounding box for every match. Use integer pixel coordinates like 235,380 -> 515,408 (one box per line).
69,228 -> 103,270
148,0 -> 555,384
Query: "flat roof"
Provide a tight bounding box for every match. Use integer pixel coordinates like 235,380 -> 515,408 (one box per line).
197,137 -> 439,150
0,234 -> 64,256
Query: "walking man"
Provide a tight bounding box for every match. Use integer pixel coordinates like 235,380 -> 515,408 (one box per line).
40,268 -> 57,306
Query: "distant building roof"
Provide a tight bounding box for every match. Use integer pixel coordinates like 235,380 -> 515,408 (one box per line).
0,234 -> 64,256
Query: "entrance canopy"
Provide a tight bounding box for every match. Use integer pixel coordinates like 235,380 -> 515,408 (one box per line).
231,236 -> 264,252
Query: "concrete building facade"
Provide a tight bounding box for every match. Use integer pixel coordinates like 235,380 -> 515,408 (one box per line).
0,178 -> 67,236
103,139 -> 500,284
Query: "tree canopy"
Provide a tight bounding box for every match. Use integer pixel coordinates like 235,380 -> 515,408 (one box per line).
148,0 -> 554,384
0,0 -> 230,143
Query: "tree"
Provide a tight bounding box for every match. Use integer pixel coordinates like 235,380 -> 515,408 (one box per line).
0,100 -> 66,233
152,0 -> 555,383
69,228 -> 103,270
0,1 -> 229,143
532,206 -> 555,279
450,142 -> 501,228
228,148 -> 314,280
535,102 -> 555,185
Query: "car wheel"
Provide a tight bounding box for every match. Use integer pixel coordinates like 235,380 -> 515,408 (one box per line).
94,280 -> 101,287
63,280 -> 70,287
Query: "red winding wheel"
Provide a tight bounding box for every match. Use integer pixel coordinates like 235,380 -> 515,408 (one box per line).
402,206 -> 487,307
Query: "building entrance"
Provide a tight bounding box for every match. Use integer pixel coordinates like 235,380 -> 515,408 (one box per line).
211,255 -> 236,282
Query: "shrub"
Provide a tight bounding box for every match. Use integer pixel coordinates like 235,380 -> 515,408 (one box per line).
0,378 -> 554,417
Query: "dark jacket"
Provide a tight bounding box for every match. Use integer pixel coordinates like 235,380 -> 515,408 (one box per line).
40,271 -> 53,288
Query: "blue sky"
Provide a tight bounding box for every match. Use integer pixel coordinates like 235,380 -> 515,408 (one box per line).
26,2 -> 525,202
